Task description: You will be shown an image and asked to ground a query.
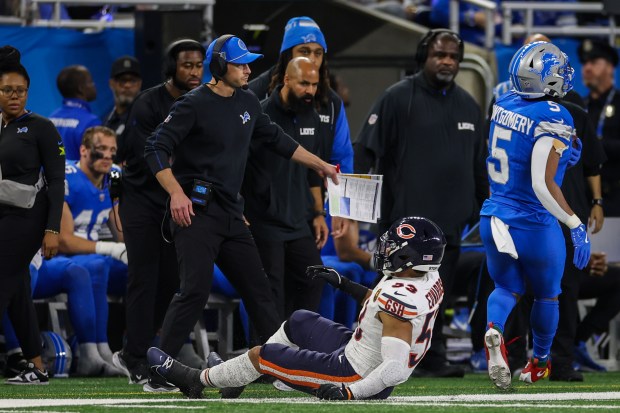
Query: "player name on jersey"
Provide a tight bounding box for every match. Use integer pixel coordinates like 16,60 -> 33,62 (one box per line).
491,104 -> 535,135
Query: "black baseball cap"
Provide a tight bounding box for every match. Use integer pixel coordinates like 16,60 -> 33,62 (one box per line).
110,55 -> 141,78
578,39 -> 619,67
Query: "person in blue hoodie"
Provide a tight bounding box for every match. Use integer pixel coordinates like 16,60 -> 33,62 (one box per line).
49,65 -> 101,161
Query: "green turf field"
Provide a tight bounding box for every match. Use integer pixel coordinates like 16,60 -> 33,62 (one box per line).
1,372 -> 620,412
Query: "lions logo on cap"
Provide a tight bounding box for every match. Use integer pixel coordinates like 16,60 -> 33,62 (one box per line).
237,39 -> 248,51
301,33 -> 317,44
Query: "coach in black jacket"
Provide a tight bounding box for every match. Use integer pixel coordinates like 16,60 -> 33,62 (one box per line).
144,36 -> 338,367
355,29 -> 488,378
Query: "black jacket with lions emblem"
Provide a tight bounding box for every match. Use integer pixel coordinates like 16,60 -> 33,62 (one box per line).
242,86 -> 323,241
354,72 -> 488,244
144,84 -> 299,217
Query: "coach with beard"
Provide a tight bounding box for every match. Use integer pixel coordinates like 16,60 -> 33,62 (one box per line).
242,57 -> 327,321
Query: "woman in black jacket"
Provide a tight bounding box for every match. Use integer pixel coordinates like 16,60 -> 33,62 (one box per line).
0,45 -> 65,384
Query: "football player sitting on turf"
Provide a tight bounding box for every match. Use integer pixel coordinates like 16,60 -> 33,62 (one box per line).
147,216 -> 445,400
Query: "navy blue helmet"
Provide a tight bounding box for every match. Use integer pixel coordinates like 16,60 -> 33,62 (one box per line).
374,217 -> 446,273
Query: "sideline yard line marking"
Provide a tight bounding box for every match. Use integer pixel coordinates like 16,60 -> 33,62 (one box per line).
1,392 -> 620,409
101,403 -> 620,410
0,410 -> 77,413
103,406 -> 212,409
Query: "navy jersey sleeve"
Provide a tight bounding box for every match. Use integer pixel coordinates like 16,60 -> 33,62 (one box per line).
144,96 -> 197,175
38,118 -> 66,232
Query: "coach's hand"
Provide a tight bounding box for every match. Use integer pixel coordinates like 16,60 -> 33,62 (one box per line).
316,383 -> 354,400
306,265 -> 343,288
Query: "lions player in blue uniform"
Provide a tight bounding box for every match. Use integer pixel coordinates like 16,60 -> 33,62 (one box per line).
52,126 -> 127,374
481,42 -> 590,389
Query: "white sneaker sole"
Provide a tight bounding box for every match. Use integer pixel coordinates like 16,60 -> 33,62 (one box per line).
485,329 -> 511,390
273,379 -> 294,392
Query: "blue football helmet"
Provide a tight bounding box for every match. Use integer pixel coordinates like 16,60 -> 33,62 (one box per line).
374,217 -> 446,273
509,41 -> 574,98
40,331 -> 72,378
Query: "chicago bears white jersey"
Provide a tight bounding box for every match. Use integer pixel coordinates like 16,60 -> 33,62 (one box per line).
64,161 -> 118,241
344,271 -> 444,377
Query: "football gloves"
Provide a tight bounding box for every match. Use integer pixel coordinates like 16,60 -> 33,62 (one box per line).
568,137 -> 582,168
306,265 -> 343,288
570,223 -> 590,270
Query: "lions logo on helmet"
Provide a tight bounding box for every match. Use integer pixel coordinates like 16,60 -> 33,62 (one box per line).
374,216 -> 446,273
40,331 -> 72,378
509,41 -> 574,99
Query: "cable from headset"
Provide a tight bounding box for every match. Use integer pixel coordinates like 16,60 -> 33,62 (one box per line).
161,197 -> 174,244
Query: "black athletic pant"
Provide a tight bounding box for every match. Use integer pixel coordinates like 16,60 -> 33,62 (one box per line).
551,237 -> 582,367
0,194 -> 47,359
159,198 -> 280,356
120,189 -> 179,359
253,235 -> 324,320
576,266 -> 620,343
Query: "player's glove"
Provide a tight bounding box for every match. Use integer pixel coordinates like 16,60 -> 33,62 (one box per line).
306,265 -> 369,304
568,137 -> 582,168
95,241 -> 128,265
570,223 -> 590,270
316,383 -> 354,400
306,265 -> 344,288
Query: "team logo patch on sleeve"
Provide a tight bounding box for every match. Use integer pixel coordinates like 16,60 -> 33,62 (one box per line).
368,114 -> 378,125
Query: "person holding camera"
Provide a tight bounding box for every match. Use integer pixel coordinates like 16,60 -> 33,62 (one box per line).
0,45 -> 65,384
112,39 -> 206,387
143,34 -> 339,389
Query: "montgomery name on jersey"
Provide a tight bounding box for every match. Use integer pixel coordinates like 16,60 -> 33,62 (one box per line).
345,272 -> 444,378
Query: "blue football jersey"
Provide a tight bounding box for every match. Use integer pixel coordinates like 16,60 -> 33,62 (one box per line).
64,161 -> 118,241
481,92 -> 574,228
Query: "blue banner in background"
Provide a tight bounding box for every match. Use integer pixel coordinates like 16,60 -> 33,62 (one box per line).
0,27 -> 134,119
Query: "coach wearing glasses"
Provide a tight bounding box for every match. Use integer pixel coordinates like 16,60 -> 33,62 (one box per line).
0,46 -> 65,384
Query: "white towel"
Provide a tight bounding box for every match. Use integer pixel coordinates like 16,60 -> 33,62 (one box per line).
490,216 -> 518,259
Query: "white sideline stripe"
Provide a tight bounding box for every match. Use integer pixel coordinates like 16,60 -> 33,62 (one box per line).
101,403 -> 620,410
1,392 -> 620,408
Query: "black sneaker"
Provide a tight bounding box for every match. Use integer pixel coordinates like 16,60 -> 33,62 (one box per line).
5,363 -> 49,385
147,347 -> 202,398
207,352 -> 245,399
143,367 -> 180,393
550,363 -> 584,382
112,350 -> 149,385
4,352 -> 28,378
